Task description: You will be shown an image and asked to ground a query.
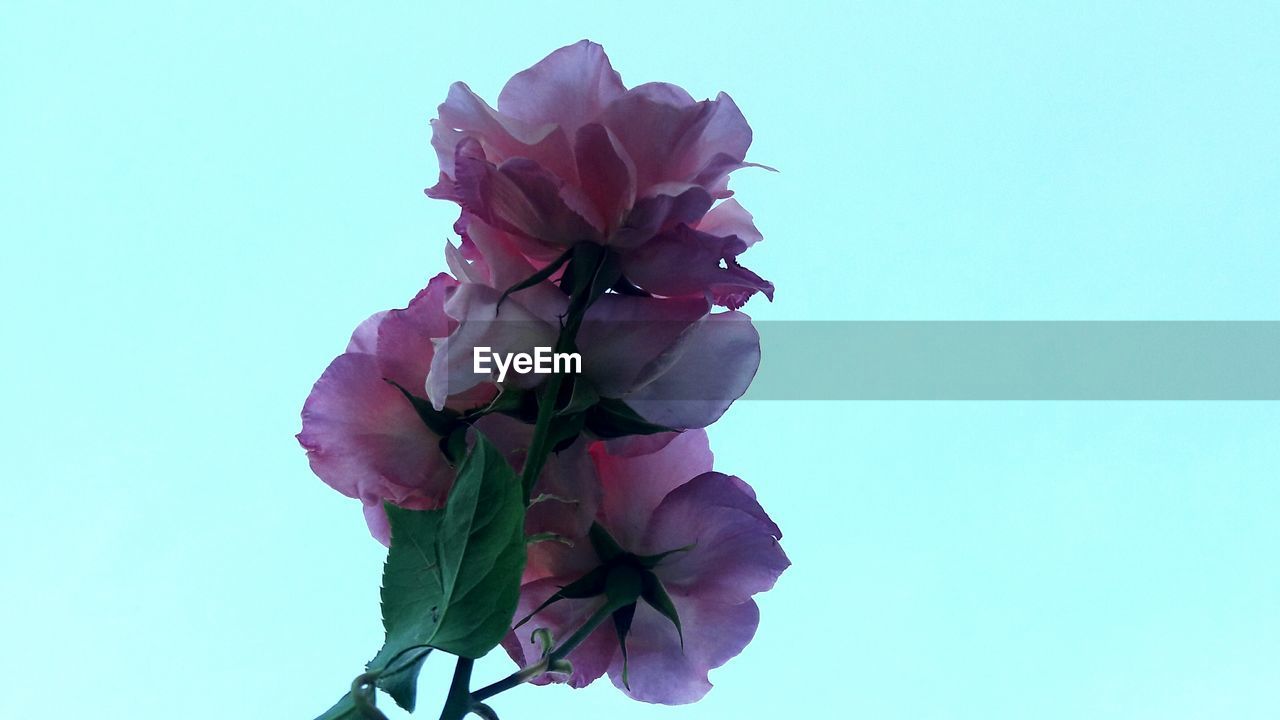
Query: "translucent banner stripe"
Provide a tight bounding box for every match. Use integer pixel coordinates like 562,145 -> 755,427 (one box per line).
746,321 -> 1280,400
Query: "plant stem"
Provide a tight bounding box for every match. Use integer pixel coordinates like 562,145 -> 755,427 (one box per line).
472,598 -> 618,702
438,657 -> 475,720
518,246 -> 609,503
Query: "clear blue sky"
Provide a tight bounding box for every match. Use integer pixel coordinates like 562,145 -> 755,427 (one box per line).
2,2 -> 1278,719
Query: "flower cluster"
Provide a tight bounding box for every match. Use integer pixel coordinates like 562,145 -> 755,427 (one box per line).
300,41 -> 787,710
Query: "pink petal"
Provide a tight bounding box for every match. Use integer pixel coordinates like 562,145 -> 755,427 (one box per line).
623,310 -> 761,429
431,81 -> 577,183
574,123 -> 636,233
612,183 -> 713,249
373,273 -> 457,390
607,595 -> 761,705
576,293 -> 710,398
620,224 -> 774,309
644,472 -> 789,603
497,40 -> 627,131
298,353 -> 452,512
601,85 -> 752,195
589,430 -> 713,547
502,578 -> 617,689
425,283 -> 559,409
451,148 -> 600,248
696,198 -> 762,247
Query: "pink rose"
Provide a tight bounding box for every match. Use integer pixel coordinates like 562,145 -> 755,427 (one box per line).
427,221 -> 761,430
426,40 -> 773,309
297,274 -> 596,544
503,430 -> 790,704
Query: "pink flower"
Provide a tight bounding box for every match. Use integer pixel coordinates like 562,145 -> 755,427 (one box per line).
502,430 -> 790,704
297,274 -> 596,544
428,222 -> 761,430
426,40 -> 773,310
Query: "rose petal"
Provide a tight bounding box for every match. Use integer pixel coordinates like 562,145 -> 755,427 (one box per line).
497,40 -> 626,131
607,595 -> 760,705
298,353 -> 452,511
502,578 -> 617,689
624,310 -> 761,429
621,224 -> 774,309
644,472 -> 789,603
589,430 -> 713,547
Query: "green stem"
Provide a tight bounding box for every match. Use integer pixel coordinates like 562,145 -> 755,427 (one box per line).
438,657 -> 475,720
518,246 -> 609,503
472,598 -> 618,702
435,245 -> 613,719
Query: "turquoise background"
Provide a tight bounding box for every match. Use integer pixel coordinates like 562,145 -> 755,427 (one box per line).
3,2 -> 1278,718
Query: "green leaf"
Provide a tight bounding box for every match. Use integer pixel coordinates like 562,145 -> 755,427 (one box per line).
640,572 -> 683,649
498,244 -> 575,309
377,433 -> 527,665
612,603 -> 638,690
385,379 -> 462,438
372,648 -> 431,711
314,693 -> 359,720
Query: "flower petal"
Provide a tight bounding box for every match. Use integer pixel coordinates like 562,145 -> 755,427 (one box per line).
621,224 -> 774,309
425,283 -> 559,408
624,310 -> 761,429
607,595 -> 760,704
497,40 -> 626,131
575,123 -> 636,233
577,293 -> 709,398
589,430 -> 713,547
451,149 -> 601,248
298,353 -> 452,512
644,472 -> 789,603
502,578 -> 617,689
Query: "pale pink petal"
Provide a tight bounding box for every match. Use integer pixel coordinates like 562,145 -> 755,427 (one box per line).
576,294 -> 709,398
607,596 -> 760,705
502,578 -> 617,689
431,81 -> 577,182
373,273 -> 457,390
589,430 -> 713,547
298,353 -> 452,511
497,40 -> 626,131
620,224 -> 774,309
362,502 -> 392,547
644,472 -> 789,603
696,198 -> 762,247
575,123 -> 636,233
451,149 -> 600,249
624,311 -> 761,429
425,284 -> 559,409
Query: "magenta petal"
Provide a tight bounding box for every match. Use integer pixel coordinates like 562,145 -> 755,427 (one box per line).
497,40 -> 626,131
574,123 -> 636,232
601,85 -> 752,194
590,430 -> 713,547
298,353 -> 452,510
362,502 -> 392,547
425,283 -> 559,408
607,596 -> 760,705
576,293 -> 709,398
613,184 -> 713,249
624,310 -> 761,429
452,151 -> 600,248
696,198 -> 762,247
432,81 -> 577,182
373,273 -> 456,390
621,224 -> 774,309
502,579 -> 617,689
644,472 -> 789,603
